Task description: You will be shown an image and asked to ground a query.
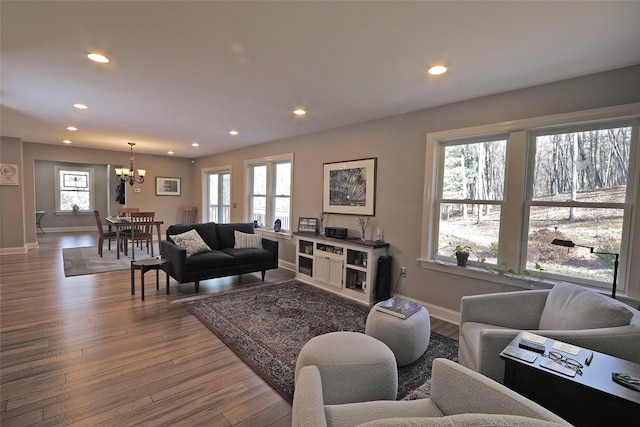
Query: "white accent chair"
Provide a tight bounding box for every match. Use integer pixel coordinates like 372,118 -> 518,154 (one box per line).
292,358 -> 571,427
459,282 -> 640,383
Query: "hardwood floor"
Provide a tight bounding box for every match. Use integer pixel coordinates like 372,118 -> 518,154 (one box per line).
1,232 -> 459,426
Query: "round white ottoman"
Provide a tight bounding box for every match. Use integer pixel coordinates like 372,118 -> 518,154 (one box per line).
294,331 -> 398,404
365,305 -> 431,367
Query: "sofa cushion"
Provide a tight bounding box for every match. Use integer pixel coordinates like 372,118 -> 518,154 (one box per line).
539,282 -> 633,330
222,247 -> 274,263
234,230 -> 263,249
167,222 -> 220,250
185,250 -> 236,270
217,223 -> 255,248
169,229 -> 212,258
357,414 -> 568,427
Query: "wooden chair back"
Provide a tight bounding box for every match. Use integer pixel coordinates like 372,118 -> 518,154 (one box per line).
179,206 -> 198,224
124,212 -> 156,259
129,212 -> 155,236
118,207 -> 140,217
93,210 -> 106,237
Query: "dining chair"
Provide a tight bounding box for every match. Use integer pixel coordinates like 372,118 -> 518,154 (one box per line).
179,206 -> 198,224
122,212 -> 155,259
117,207 -> 140,217
117,207 -> 139,245
93,210 -> 119,257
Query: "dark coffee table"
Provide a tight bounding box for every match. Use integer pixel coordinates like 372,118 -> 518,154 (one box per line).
131,258 -> 170,301
500,331 -> 640,426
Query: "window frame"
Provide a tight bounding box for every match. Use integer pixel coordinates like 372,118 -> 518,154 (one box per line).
202,165 -> 232,224
54,165 -> 95,214
245,153 -> 293,235
420,103 -> 640,299
523,121 -> 636,289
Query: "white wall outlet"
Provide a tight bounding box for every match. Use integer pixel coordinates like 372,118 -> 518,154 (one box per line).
400,267 -> 407,278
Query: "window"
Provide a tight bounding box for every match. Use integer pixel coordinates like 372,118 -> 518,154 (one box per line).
435,136 -> 507,264
527,123 -> 633,287
422,104 -> 640,297
55,166 -> 95,213
204,167 -> 231,223
246,154 -> 293,233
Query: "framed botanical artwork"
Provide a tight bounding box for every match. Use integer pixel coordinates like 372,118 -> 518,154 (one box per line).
323,158 -> 376,215
155,176 -> 181,196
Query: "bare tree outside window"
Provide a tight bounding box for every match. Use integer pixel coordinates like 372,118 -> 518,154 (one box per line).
528,125 -> 631,284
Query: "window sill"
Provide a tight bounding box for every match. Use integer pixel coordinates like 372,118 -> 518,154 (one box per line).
55,211 -> 92,216
418,258 -> 554,291
419,258 -> 639,305
255,229 -> 292,241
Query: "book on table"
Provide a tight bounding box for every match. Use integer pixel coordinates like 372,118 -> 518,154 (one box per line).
375,297 -> 422,319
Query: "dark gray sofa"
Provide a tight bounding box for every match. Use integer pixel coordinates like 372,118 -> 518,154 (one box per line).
160,222 -> 278,292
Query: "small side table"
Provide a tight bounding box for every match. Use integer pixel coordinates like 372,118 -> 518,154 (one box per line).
35,210 -> 45,234
131,258 -> 170,301
365,304 -> 431,367
500,331 -> 640,426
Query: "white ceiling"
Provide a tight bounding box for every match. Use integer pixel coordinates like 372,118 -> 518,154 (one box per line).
2,1 -> 639,158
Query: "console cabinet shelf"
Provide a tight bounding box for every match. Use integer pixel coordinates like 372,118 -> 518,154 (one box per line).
294,232 -> 389,304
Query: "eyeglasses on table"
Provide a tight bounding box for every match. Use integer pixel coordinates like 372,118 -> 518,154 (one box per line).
546,351 -> 584,375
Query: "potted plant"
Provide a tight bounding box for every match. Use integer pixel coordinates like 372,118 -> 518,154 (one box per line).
453,245 -> 471,266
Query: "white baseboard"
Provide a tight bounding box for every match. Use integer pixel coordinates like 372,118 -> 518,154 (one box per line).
41,226 -> 96,233
279,259 -> 296,272
0,246 -> 28,255
394,293 -> 460,325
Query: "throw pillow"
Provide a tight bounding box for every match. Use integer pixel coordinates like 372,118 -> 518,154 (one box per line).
539,282 -> 633,330
169,229 -> 212,258
234,230 -> 262,249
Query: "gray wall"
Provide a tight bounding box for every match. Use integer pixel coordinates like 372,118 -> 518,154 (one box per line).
16,143 -> 195,248
193,65 -> 640,313
2,65 -> 639,312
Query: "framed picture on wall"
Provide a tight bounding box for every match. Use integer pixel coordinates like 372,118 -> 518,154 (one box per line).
323,158 -> 376,215
155,176 -> 181,196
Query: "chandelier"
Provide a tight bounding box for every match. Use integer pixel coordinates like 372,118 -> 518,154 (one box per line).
114,142 -> 146,186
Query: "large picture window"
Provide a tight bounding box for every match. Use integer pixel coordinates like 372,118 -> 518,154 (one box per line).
526,124 -> 632,286
422,105 -> 640,298
245,154 -> 293,233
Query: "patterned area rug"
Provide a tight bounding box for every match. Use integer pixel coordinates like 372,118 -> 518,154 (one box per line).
62,245 -> 157,277
183,280 -> 458,402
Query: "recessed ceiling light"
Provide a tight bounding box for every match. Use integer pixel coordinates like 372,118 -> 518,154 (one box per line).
62,139 -> 72,144
88,53 -> 110,63
191,142 -> 200,147
73,103 -> 88,110
229,130 -> 239,135
293,109 -> 306,116
167,151 -> 174,155
427,65 -> 447,75
66,126 -> 78,131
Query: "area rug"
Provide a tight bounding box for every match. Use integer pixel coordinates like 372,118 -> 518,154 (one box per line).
62,245 -> 157,277
183,280 -> 458,402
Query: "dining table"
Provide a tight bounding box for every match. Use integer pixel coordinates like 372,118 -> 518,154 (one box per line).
105,216 -> 164,260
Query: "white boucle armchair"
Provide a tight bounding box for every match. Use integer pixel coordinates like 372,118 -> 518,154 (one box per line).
292,358 -> 571,427
458,282 -> 640,383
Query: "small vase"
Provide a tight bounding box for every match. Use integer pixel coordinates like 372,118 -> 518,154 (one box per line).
361,228 -> 367,241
